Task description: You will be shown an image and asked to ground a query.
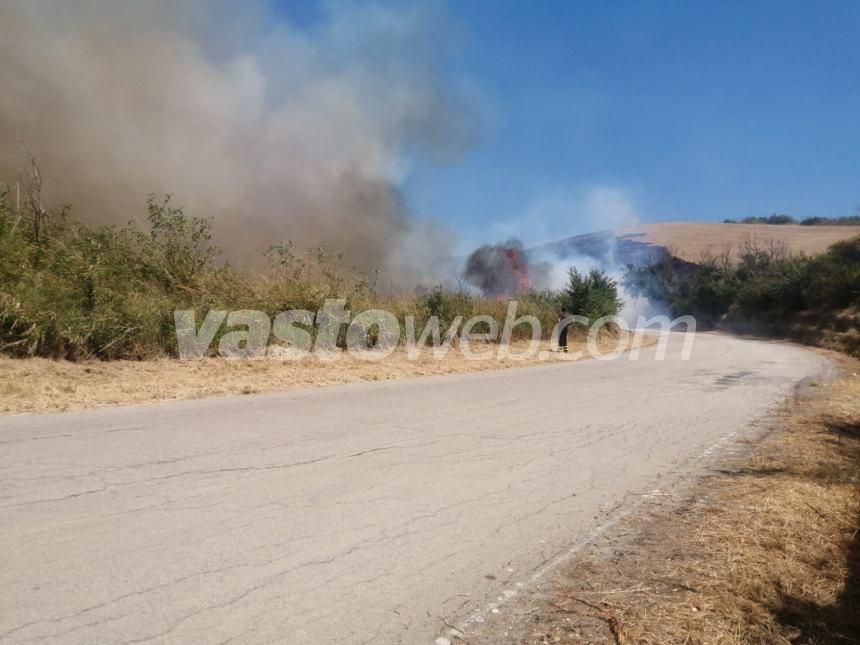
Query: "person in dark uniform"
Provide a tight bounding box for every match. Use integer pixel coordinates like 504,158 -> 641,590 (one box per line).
557,312 -> 569,352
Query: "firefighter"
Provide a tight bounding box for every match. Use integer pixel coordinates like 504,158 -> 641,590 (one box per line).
557,311 -> 569,352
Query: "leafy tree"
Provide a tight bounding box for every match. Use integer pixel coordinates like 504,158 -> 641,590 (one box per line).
561,268 -> 623,323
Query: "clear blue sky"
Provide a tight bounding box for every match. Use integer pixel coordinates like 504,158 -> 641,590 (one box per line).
279,1 -> 860,248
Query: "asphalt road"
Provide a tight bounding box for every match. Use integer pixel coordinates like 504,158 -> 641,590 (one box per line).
0,333 -> 830,644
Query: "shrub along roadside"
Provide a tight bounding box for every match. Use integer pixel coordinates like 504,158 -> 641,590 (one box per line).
1,189 -> 619,360
561,268 -> 623,323
624,236 -> 860,355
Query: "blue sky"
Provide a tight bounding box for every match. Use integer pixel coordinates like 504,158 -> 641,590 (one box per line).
278,1 -> 860,249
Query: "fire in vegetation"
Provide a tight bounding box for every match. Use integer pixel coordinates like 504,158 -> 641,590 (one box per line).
463,238 -> 551,297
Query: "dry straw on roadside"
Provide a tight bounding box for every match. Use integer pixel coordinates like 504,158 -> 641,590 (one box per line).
0,332 -> 651,415
514,361 -> 860,644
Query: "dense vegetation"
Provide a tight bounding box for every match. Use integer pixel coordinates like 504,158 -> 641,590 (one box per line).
722,214 -> 860,226
625,237 -> 860,354
1,187 -> 621,360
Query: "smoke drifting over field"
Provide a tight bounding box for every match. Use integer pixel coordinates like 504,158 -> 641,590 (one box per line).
0,0 -> 476,285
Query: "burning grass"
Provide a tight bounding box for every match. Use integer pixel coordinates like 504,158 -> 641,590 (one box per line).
492,357 -> 860,644
0,331 -> 653,415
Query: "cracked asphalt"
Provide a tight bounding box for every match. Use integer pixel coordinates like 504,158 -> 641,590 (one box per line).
0,333 -> 830,643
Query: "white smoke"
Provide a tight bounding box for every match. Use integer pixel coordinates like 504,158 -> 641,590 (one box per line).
490,184 -> 640,247
520,186 -> 669,326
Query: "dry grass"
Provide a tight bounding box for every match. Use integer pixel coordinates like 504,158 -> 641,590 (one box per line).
618,222 -> 860,262
506,360 -> 860,644
788,307 -> 860,360
0,331 -> 652,415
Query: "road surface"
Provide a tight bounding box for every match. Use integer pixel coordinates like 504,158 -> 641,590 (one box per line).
0,333 -> 830,644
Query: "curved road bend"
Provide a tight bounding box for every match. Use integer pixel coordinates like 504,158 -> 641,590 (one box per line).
0,332 -> 830,643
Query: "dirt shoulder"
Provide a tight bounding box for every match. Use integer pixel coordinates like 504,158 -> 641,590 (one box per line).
470,353 -> 860,644
0,331 -> 652,415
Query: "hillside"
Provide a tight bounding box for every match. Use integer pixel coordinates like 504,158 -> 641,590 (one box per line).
536,222 -> 860,266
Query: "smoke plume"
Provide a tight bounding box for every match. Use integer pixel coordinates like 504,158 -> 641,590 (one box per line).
463,238 -> 551,297
0,0 -> 477,285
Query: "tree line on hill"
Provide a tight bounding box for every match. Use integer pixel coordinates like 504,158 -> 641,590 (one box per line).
723,214 -> 860,226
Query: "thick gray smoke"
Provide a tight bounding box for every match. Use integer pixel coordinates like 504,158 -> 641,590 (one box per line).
463,238 -> 551,297
0,0 -> 476,285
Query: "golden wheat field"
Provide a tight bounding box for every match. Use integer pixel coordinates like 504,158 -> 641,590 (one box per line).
617,222 -> 860,261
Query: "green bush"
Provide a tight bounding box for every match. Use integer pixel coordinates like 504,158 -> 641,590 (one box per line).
134,195 -> 219,292
0,189 -> 225,358
419,286 -> 474,327
803,237 -> 860,308
624,235 -> 860,327
561,268 -> 622,323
